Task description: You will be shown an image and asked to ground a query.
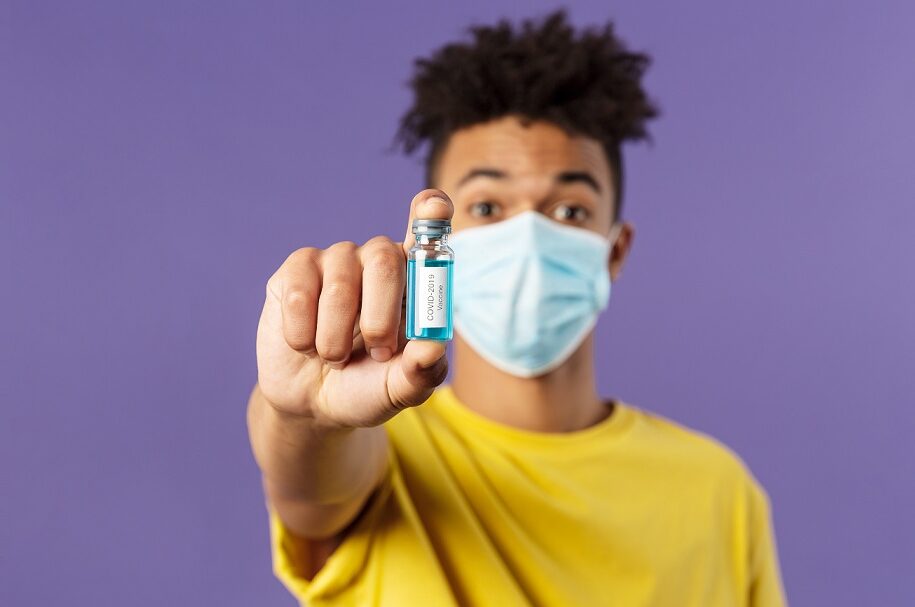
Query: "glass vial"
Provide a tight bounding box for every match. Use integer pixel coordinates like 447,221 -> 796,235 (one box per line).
406,218 -> 454,341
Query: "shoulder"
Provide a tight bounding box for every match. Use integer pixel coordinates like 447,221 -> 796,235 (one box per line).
625,404 -> 764,494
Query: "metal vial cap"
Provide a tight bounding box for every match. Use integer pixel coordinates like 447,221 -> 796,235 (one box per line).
412,218 -> 452,235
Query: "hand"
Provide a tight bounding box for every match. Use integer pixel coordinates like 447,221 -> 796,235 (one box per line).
255,189 -> 453,428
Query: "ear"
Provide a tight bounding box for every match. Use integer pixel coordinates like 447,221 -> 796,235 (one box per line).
608,222 -> 635,282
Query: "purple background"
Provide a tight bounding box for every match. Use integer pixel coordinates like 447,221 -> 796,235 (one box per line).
2,1 -> 913,605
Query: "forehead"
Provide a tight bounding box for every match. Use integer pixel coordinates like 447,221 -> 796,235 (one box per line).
435,115 -> 612,189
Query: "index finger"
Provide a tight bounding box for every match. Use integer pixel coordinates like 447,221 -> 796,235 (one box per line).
402,189 -> 454,256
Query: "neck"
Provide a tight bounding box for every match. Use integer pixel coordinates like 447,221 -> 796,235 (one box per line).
450,333 -> 610,433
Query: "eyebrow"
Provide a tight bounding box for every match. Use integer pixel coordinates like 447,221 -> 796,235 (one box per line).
456,168 -> 602,194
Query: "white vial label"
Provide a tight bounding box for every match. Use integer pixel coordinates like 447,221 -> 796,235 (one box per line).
414,264 -> 448,332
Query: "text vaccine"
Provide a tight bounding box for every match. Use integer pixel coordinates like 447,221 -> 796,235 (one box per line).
406,218 -> 454,341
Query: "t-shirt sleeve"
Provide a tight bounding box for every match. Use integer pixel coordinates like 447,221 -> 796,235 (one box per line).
747,479 -> 788,606
269,461 -> 394,605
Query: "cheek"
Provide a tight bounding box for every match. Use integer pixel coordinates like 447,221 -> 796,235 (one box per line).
449,212 -> 474,232
593,218 -> 613,237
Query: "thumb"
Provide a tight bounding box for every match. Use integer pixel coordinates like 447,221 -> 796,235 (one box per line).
402,189 -> 454,256
386,340 -> 448,409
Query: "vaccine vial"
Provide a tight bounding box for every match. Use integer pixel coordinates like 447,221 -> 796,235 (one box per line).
406,218 -> 454,341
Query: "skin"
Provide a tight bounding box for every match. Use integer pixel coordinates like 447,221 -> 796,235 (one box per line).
247,115 -> 635,579
440,116 -> 634,432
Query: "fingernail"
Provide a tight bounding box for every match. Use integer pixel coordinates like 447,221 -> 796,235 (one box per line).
370,347 -> 392,362
424,196 -> 449,208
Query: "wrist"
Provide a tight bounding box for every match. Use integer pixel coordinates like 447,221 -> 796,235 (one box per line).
254,385 -> 352,435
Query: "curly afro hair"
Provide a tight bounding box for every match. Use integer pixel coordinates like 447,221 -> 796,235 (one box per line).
395,9 -> 658,218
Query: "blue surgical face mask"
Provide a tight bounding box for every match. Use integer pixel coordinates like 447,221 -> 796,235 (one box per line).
448,211 -> 620,377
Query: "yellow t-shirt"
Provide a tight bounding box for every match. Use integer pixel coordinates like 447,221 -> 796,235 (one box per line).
270,386 -> 786,606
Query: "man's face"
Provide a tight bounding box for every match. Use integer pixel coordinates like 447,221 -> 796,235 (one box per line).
432,115 -> 633,280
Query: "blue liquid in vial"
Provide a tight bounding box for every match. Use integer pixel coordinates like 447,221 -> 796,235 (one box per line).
406,258 -> 453,341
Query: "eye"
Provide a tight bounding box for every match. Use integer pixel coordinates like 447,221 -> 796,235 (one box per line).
468,200 -> 502,219
551,203 -> 591,223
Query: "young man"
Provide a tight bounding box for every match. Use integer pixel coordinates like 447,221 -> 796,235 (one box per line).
247,11 -> 786,606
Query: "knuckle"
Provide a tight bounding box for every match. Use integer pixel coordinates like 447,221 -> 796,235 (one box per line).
285,246 -> 320,265
321,281 -> 358,306
316,339 -> 349,362
286,331 -> 315,352
283,288 -> 316,315
268,248 -> 320,297
363,235 -> 394,248
322,245 -> 360,275
327,240 -> 358,255
365,250 -> 404,284
359,320 -> 393,342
